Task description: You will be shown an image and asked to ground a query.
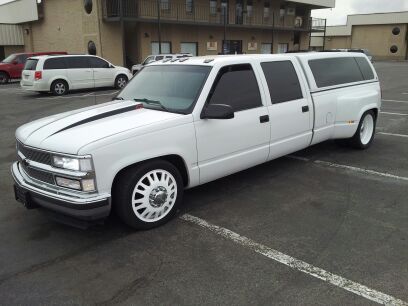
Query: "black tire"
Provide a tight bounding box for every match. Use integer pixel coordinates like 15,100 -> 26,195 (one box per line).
115,74 -> 128,89
51,79 -> 68,95
0,71 -> 9,84
113,160 -> 184,230
348,110 -> 376,149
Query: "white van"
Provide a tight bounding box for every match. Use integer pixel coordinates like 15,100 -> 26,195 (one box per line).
20,55 -> 132,95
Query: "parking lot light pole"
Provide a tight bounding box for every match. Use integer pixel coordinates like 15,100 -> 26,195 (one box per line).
157,0 -> 162,54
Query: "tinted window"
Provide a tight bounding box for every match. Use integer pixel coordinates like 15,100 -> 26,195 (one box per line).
43,58 -> 66,70
261,61 -> 303,104
65,57 -> 90,69
355,57 -> 374,80
89,57 -> 109,68
16,54 -> 28,64
118,65 -> 211,113
24,59 -> 39,71
309,57 -> 364,88
208,64 -> 262,112
155,56 -> 164,60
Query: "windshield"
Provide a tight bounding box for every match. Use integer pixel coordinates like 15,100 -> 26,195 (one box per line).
2,54 -> 16,63
118,65 -> 211,114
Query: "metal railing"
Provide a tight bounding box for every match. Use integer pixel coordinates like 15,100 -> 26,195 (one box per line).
102,0 -> 325,31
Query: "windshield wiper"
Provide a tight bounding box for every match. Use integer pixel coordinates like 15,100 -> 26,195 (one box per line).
133,98 -> 170,112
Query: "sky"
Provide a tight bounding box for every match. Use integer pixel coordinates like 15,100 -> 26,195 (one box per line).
311,0 -> 408,26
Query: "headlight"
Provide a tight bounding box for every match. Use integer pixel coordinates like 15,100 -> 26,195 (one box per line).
52,155 -> 93,171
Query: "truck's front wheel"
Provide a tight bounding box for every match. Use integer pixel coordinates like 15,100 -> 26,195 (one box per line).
114,160 -> 183,229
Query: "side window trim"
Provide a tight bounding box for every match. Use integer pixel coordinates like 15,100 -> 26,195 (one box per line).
204,63 -> 263,113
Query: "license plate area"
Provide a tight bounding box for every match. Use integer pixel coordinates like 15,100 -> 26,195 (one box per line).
14,185 -> 38,209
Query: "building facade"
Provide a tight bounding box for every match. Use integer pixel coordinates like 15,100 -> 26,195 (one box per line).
311,11 -> 408,60
1,0 -> 334,67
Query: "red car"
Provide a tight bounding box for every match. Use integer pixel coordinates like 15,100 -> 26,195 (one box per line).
0,51 -> 67,84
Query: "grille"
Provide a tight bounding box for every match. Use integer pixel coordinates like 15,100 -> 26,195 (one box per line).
22,164 -> 55,185
17,141 -> 52,165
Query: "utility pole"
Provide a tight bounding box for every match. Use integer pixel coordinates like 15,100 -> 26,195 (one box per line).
223,5 -> 227,54
322,18 -> 327,51
157,0 -> 162,54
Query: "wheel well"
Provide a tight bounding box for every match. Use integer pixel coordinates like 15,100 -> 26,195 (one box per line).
372,108 -> 378,120
51,79 -> 69,90
116,74 -> 128,80
112,155 -> 189,193
0,70 -> 10,78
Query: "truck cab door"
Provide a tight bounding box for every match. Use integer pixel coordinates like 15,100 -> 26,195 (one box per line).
256,59 -> 313,160
194,63 -> 270,185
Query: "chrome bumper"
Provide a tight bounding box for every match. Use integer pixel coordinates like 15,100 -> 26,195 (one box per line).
11,162 -> 111,221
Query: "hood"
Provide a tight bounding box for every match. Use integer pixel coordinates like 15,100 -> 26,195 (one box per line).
16,100 -> 187,155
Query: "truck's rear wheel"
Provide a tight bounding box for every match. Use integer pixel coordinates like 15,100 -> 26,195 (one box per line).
114,160 -> 183,230
349,110 -> 376,149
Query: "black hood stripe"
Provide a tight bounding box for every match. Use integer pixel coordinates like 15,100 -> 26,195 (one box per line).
51,105 -> 137,136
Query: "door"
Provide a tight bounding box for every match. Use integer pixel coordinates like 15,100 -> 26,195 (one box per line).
65,56 -> 94,89
180,42 -> 198,56
223,40 -> 242,54
259,60 -> 312,160
277,43 -> 288,54
89,56 -> 115,87
195,63 -> 270,184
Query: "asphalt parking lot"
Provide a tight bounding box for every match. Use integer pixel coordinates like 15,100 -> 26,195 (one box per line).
0,62 -> 407,305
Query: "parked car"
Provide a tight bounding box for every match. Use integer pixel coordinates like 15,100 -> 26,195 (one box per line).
131,53 -> 193,74
20,54 -> 132,95
0,51 -> 66,84
12,53 -> 380,229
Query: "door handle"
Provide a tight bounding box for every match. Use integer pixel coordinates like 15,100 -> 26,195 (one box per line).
259,115 -> 269,123
302,106 -> 309,113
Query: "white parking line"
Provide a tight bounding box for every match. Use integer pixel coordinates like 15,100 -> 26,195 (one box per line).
378,132 -> 408,138
181,214 -> 408,306
287,156 -> 408,182
382,99 -> 408,103
380,112 -> 408,116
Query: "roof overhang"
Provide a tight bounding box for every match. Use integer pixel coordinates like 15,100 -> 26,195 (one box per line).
285,0 -> 335,9
0,0 -> 39,24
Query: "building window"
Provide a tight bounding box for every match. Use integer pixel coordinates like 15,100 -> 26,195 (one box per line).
161,0 -> 170,11
260,43 -> 272,54
209,0 -> 217,15
263,1 -> 270,19
84,0 -> 92,14
246,0 -> 253,18
88,41 -> 97,55
186,0 -> 193,13
151,42 -> 172,55
390,45 -> 398,54
392,27 -> 400,35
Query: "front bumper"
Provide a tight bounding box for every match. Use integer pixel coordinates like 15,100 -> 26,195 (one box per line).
11,162 -> 111,221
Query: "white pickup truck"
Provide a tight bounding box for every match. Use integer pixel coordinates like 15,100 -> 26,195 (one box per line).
12,53 -> 381,229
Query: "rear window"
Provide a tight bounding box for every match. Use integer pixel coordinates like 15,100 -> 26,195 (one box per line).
355,57 -> 375,80
309,57 -> 364,88
44,58 -> 66,70
24,59 -> 38,71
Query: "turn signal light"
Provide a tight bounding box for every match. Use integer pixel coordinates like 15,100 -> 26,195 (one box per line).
34,71 -> 42,80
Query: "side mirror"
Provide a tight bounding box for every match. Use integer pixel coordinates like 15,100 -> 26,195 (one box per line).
12,60 -> 18,65
201,104 -> 234,120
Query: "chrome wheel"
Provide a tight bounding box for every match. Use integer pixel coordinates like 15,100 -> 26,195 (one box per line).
131,169 -> 177,223
117,77 -> 127,88
360,113 -> 374,145
54,82 -> 66,95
